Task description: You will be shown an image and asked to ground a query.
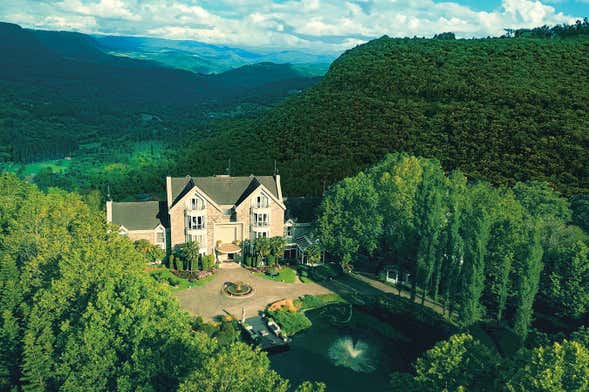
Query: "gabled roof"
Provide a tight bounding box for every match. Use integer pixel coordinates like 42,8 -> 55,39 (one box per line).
170,175 -> 280,207
111,201 -> 168,231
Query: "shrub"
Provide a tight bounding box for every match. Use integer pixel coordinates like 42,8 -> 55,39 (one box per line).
134,239 -> 165,263
214,318 -> 240,346
201,254 -> 215,271
245,256 -> 253,267
267,255 -> 276,266
268,267 -> 279,277
196,270 -> 212,280
268,309 -> 312,336
167,276 -> 181,287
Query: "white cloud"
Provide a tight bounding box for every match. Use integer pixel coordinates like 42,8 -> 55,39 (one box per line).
0,0 -> 583,53
56,0 -> 140,21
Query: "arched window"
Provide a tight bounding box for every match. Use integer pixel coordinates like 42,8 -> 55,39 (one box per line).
188,195 -> 205,210
254,193 -> 269,208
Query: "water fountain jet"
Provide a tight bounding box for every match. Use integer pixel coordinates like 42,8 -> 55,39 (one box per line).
328,337 -> 378,373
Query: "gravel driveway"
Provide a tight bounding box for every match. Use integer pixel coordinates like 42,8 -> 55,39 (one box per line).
174,263 -> 333,320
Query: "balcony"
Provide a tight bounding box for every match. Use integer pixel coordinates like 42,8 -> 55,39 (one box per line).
186,226 -> 206,236
186,209 -> 206,217
251,204 -> 269,213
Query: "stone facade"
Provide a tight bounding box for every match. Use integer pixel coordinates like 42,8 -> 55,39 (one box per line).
109,174 -> 287,261
167,175 -> 286,259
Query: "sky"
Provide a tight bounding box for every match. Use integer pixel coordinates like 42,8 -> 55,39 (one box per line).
0,0 -> 587,53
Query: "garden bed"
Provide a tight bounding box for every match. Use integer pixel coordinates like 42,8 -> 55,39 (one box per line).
149,268 -> 217,291
267,294 -> 347,336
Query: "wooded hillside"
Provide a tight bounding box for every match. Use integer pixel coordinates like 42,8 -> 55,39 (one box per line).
252,35 -> 589,196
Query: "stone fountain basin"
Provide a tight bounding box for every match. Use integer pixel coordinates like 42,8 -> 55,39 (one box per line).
222,281 -> 255,299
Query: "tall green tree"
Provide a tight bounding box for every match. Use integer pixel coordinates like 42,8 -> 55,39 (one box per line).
414,159 -> 448,304
457,184 -> 496,326
503,340 -> 589,392
438,171 -> 467,314
483,190 -> 525,322
543,240 -> 589,318
571,194 -> 589,232
317,172 -> 383,270
512,223 -> 544,341
371,154 -> 423,299
178,343 -> 289,392
390,334 -> 499,392
513,181 -> 572,223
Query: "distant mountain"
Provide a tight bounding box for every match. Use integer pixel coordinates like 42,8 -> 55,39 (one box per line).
0,22 -> 321,163
94,34 -> 335,75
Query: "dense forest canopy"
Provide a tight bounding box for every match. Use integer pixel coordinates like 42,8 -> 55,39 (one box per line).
5,21 -> 589,204
245,30 -> 589,196
0,174 -> 323,391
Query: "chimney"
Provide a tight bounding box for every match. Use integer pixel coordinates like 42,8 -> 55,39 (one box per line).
275,173 -> 283,203
106,200 -> 113,223
166,176 -> 172,209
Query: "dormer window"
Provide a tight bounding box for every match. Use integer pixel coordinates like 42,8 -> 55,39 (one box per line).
254,194 -> 269,208
188,195 -> 205,210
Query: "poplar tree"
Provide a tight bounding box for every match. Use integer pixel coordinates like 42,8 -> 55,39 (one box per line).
438,171 -> 467,314
414,159 -> 447,305
458,184 -> 494,326
513,223 -> 544,341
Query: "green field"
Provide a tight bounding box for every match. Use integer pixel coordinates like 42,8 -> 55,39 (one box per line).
5,159 -> 72,177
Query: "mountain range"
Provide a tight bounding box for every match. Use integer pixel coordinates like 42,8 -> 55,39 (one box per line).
0,21 -> 324,163
93,35 -> 335,75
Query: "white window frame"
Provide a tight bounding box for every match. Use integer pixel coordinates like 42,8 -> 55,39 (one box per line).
188,215 -> 206,230
254,193 -> 269,208
188,195 -> 205,210
254,212 -> 269,227
256,231 -> 269,239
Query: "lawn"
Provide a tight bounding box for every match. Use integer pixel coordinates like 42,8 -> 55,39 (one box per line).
295,294 -> 346,310
254,267 -> 297,283
6,159 -> 72,177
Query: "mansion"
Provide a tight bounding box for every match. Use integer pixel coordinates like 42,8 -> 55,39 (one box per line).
106,174 -> 317,262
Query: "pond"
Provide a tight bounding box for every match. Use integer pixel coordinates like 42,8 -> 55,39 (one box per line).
269,304 -> 444,391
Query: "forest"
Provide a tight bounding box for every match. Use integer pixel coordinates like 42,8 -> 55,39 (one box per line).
10,21 -> 589,205
317,153 -> 589,390
0,173 -> 325,391
0,22 -> 320,165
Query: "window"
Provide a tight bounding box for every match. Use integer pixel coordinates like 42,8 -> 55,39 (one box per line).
256,231 -> 268,239
254,213 -> 268,227
286,226 -> 293,237
156,231 -> 165,244
189,215 -> 205,230
189,234 -> 204,245
254,194 -> 269,208
189,196 -> 205,210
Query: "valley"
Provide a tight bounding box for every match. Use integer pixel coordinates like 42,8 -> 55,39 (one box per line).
1,12 -> 589,392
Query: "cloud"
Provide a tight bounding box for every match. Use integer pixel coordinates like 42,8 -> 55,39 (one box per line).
0,0 -> 583,53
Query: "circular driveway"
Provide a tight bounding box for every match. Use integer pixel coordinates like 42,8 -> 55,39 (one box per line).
174,264 -> 333,320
